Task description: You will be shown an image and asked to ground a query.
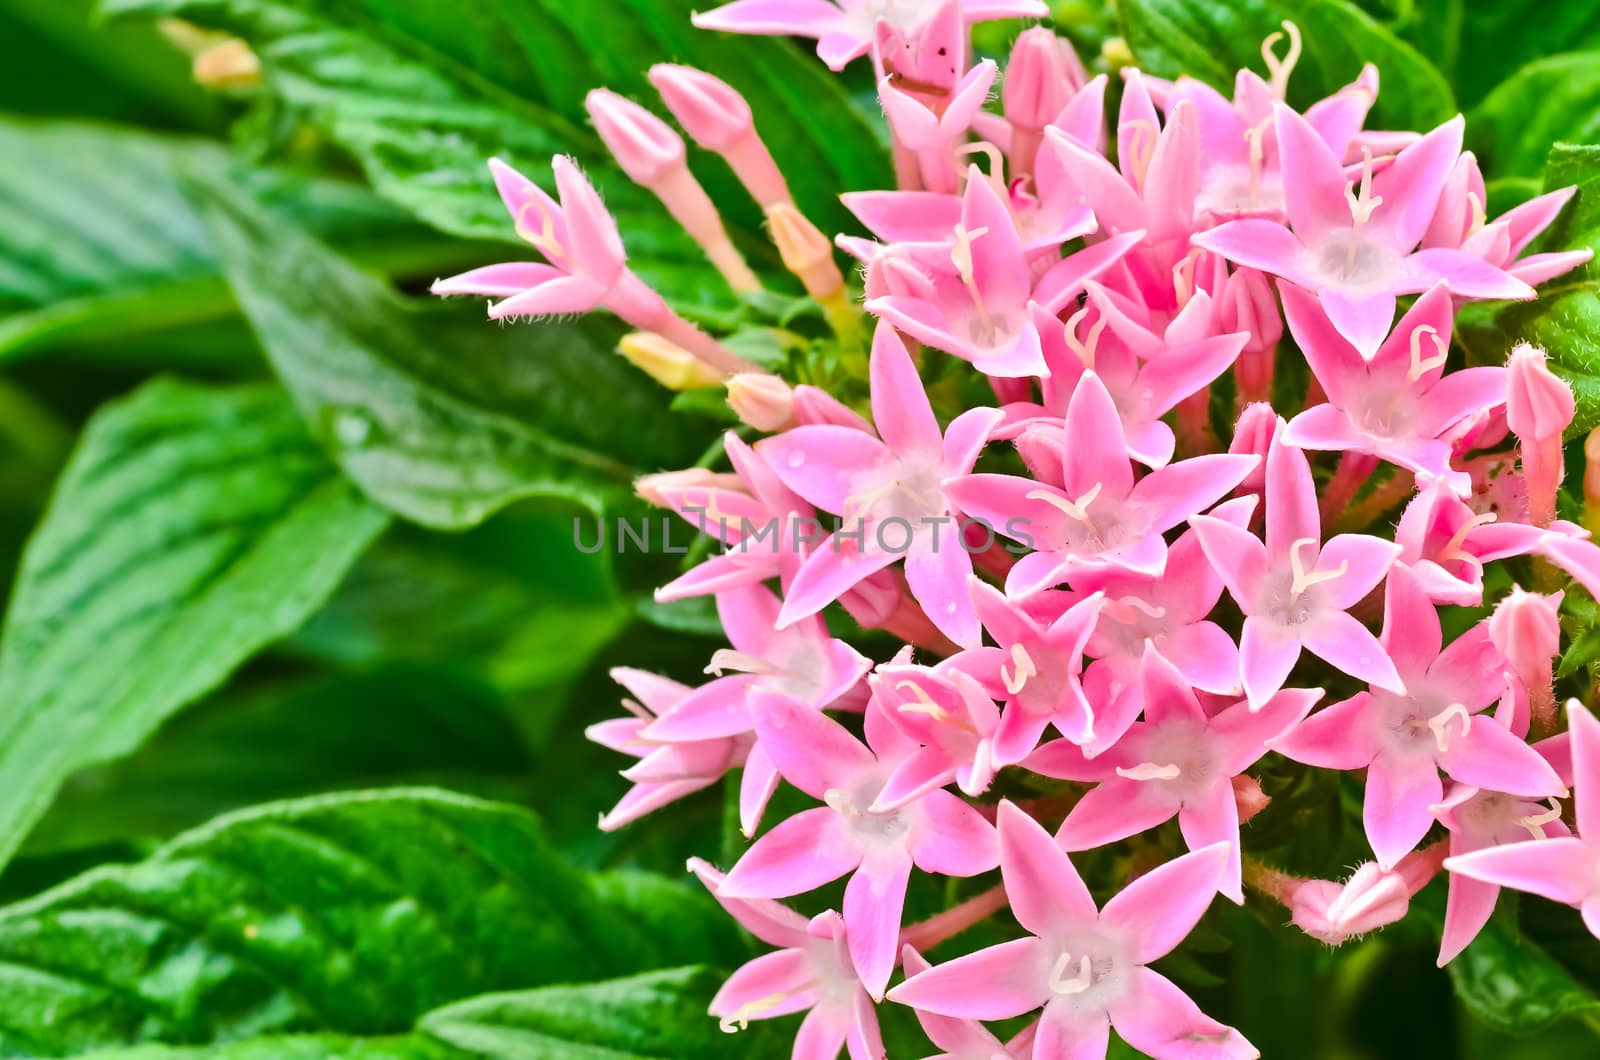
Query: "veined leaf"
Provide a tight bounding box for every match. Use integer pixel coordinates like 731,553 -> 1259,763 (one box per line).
197,179 -> 707,529
1117,0 -> 1455,132
1448,910 -> 1600,1035
1469,53 -> 1600,179
420,967 -> 790,1059
0,119 -> 473,361
102,0 -> 890,307
0,379 -> 387,876
0,789 -> 744,1055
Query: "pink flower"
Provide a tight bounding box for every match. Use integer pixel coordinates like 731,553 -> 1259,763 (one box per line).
949,371 -> 1259,596
691,859 -> 884,1059
1289,847 -> 1443,946
963,579 -> 1104,762
1193,105 -> 1533,358
719,690 -> 998,998
1280,281 -> 1505,489
879,60 -> 997,194
1393,479 -> 1546,606
1033,648 -> 1319,901
758,322 -> 1003,647
889,802 -> 1254,1060
868,647 -> 1002,804
1433,783 -> 1569,965
1272,564 -> 1563,868
587,668 -> 747,830
1191,432 -> 1402,707
1445,699 -> 1600,940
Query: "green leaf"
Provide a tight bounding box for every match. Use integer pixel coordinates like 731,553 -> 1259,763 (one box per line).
0,378 -> 387,877
102,0 -> 890,307
1479,144 -> 1600,433
1469,53 -> 1600,179
196,178 -> 708,529
1117,0 -> 1455,131
1453,2 -> 1600,108
0,118 -> 475,361
78,1034 -> 460,1060
27,663 -> 538,857
0,789 -> 738,1054
1448,913 -> 1600,1035
420,967 -> 790,1060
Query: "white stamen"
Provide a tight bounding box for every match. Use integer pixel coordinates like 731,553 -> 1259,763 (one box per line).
1243,118 -> 1271,209
951,222 -> 996,343
1261,20 -> 1303,100
1428,702 -> 1471,753
705,649 -> 783,677
956,141 -> 1009,199
1344,146 -> 1383,274
1466,191 -> 1486,238
515,200 -> 569,265
1516,798 -> 1563,840
1048,953 -> 1094,995
719,992 -> 790,1033
823,788 -> 857,814
1063,305 -> 1106,368
1121,119 -> 1159,187
1406,324 -> 1448,383
1001,643 -> 1038,695
1288,537 -> 1346,604
895,679 -> 951,721
1026,483 -> 1103,523
1438,512 -> 1497,571
1116,762 -> 1182,781
1171,246 -> 1204,307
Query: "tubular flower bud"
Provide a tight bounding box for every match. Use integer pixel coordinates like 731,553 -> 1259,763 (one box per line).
767,203 -> 845,302
1003,28 -> 1070,177
649,64 -> 792,207
727,372 -> 797,432
1489,587 -> 1563,734
1506,343 -> 1575,526
586,88 -> 760,292
633,467 -> 745,508
618,331 -> 727,390
1290,846 -> 1443,946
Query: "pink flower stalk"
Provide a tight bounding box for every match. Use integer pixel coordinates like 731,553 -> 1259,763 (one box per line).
1288,845 -> 1444,946
757,322 -> 1003,647
1272,564 -> 1564,868
1191,432 -> 1402,707
587,667 -> 747,830
586,88 -> 760,291
432,156 -> 756,375
949,371 -> 1258,596
691,859 -> 884,1058
648,64 -> 792,208
1505,342 -> 1576,527
719,690 -> 998,998
1034,648 -> 1320,901
691,0 -> 1047,71
1433,783 -> 1569,965
889,802 -> 1254,1060
1281,281 -> 1505,489
1194,105 -> 1534,359
1445,700 -> 1600,939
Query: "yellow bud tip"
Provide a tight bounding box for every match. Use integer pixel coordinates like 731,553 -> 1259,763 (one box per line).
766,204 -> 844,301
193,39 -> 262,90
726,372 -> 796,432
618,331 -> 725,390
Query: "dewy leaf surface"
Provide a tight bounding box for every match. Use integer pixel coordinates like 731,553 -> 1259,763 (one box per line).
0,379 -> 388,877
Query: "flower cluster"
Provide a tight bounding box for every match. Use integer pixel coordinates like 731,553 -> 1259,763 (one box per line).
435,2 -> 1600,1057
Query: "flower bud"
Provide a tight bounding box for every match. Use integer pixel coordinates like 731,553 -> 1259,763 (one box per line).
727,372 -> 797,432
767,203 -> 845,302
1233,774 -> 1271,824
1229,404 -> 1280,498
1290,865 -> 1411,945
1490,586 -> 1563,733
1004,28 -> 1072,132
793,384 -> 873,432
634,467 -> 744,507
1506,343 -> 1575,443
586,89 -> 685,185
618,331 -> 727,390
649,64 -> 792,208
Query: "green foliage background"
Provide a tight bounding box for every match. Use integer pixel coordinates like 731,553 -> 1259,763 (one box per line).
0,0 -> 1598,1055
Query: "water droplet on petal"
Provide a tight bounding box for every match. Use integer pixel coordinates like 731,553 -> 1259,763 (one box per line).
786,451 -> 806,468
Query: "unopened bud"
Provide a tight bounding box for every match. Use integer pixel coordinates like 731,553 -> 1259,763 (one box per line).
586,89 -> 685,185
767,204 -> 844,302
1291,865 -> 1411,945
1490,586 -> 1562,733
793,385 -> 873,432
1230,404 -> 1281,497
618,331 -> 726,390
193,40 -> 261,89
634,468 -> 744,507
727,372 -> 796,432
1232,774 -> 1271,824
1005,28 -> 1072,132
650,64 -> 792,209
1506,343 -> 1575,444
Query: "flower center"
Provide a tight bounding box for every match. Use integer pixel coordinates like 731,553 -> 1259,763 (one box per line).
824,786 -> 911,848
